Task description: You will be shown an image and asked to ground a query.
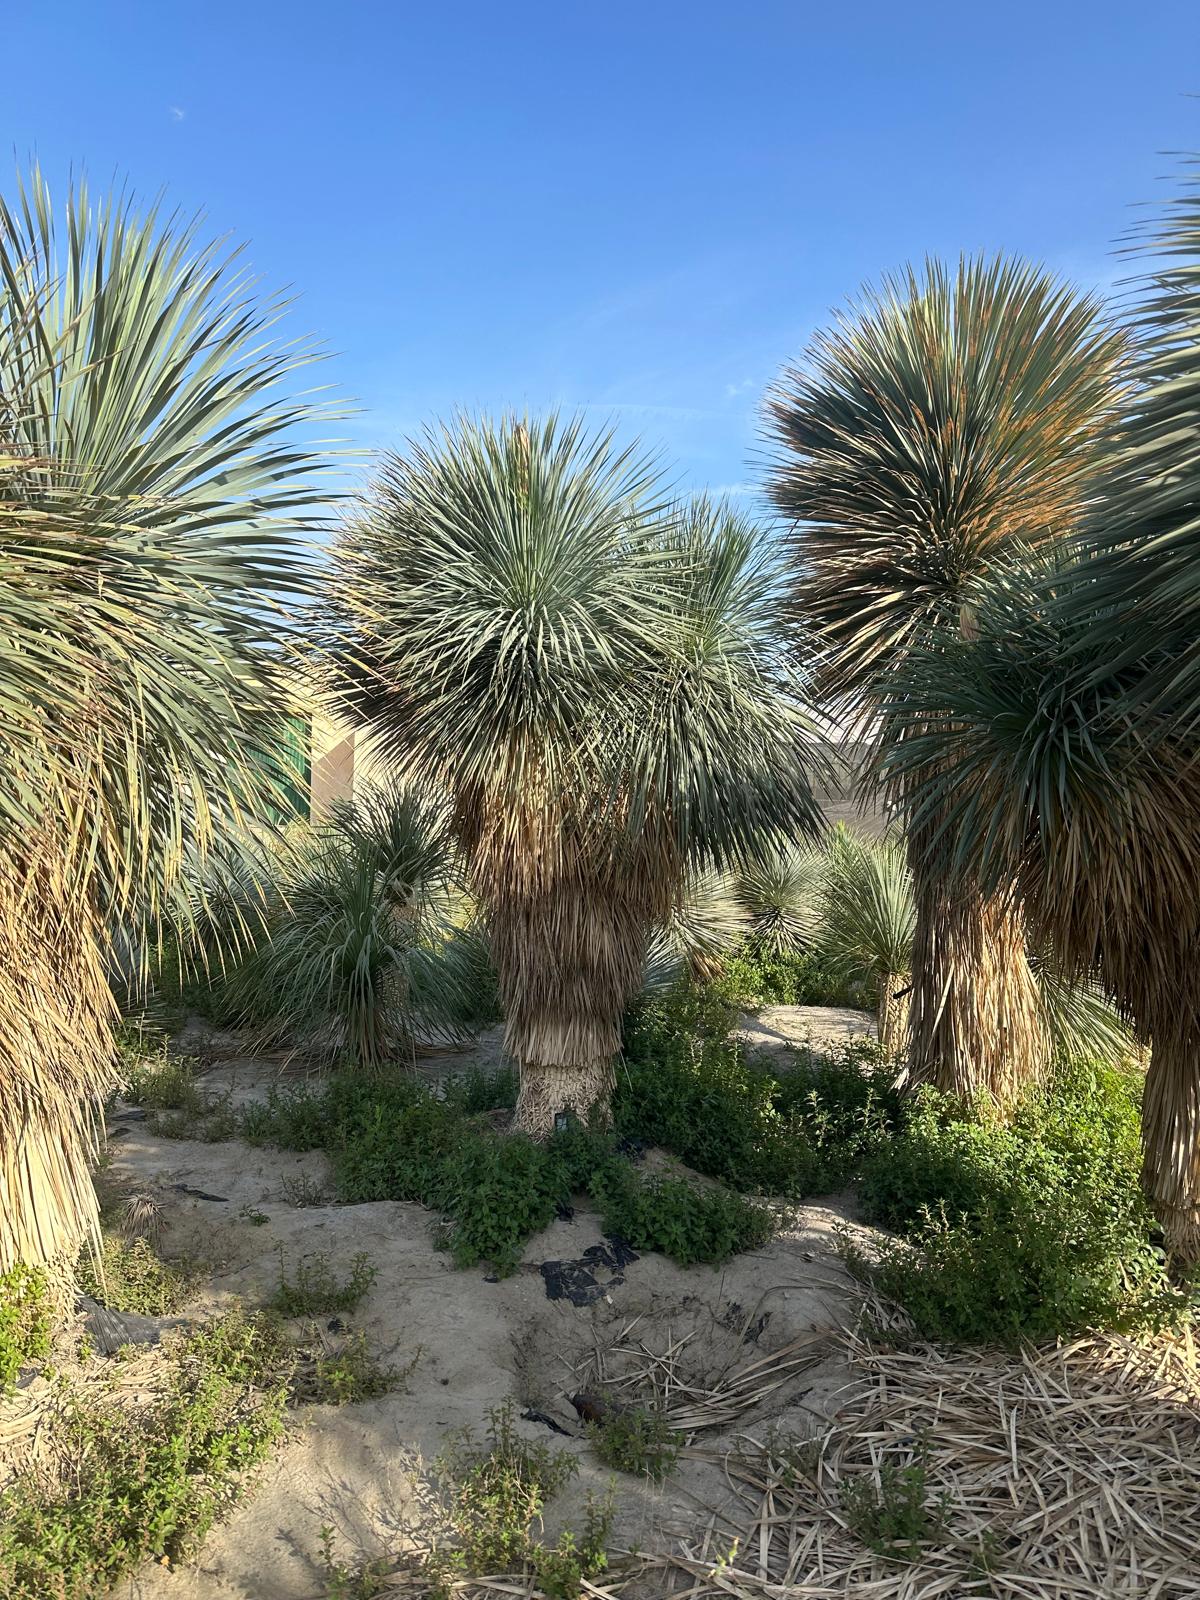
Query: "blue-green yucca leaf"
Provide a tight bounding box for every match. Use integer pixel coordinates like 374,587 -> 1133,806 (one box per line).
320,420 -> 825,1125
0,166 -> 340,1270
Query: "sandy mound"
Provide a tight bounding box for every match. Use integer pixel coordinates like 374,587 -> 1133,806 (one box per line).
100,1037 -> 868,1600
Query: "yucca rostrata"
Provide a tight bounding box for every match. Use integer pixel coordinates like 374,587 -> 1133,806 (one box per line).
766,258 -> 1126,1100
0,171 -> 332,1275
883,173 -> 1200,1262
322,417 -> 824,1132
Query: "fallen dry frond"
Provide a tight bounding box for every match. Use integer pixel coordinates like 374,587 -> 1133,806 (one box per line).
637,1322 -> 1200,1598
576,1315 -> 831,1436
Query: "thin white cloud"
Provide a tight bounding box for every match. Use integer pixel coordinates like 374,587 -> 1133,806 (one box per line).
725,377 -> 755,398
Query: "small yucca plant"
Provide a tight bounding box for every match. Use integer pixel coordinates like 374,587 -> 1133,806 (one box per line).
224,788 -> 475,1070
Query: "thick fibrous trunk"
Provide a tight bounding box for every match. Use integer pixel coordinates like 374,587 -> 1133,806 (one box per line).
906,850 -> 1049,1101
481,838 -> 663,1138
512,1054 -> 616,1136
876,973 -> 910,1057
0,876 -> 116,1276
1140,1015 -> 1200,1268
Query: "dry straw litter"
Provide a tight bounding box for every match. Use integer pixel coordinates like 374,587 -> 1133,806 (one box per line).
640,1321 -> 1200,1599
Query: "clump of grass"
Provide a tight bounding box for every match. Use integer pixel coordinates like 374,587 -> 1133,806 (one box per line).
840,1454 -> 948,1560
588,1403 -> 680,1482
270,1250 -> 378,1318
0,1310 -> 288,1600
427,1400 -> 613,1599
0,1265 -> 52,1393
76,1237 -> 195,1316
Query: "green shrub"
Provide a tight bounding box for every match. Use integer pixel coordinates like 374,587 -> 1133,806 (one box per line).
440,1063 -> 519,1115
619,995 -> 900,1197
0,1311 -> 287,1600
775,1044 -> 903,1182
0,1265 -> 51,1393
77,1238 -> 195,1316
332,1094 -> 464,1205
429,1400 -> 612,1599
616,1043 -> 822,1198
588,1404 -> 680,1482
439,1133 -> 565,1274
592,1165 -> 774,1267
714,942 -> 861,1008
852,1062 -> 1190,1342
271,1251 -> 378,1318
840,1455 -> 947,1559
246,1070 -> 776,1275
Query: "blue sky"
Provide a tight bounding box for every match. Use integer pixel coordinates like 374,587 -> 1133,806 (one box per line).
6,1 -> 1200,503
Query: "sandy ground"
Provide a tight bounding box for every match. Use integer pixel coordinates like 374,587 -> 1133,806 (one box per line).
736,1004 -> 876,1057
102,1007 -> 875,1600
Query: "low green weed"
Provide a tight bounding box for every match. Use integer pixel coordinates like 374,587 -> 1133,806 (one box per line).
271,1250 -> 378,1318
440,1132 -> 566,1274
77,1237 -> 195,1316
440,1063 -> 519,1115
852,1061 -> 1190,1342
588,1403 -> 680,1482
151,1095 -> 240,1142
0,1265 -> 52,1393
299,1333 -> 419,1406
430,1400 -> 612,1599
0,1311 -> 288,1600
318,1527 -> 392,1598
840,1455 -> 948,1560
116,1023 -> 205,1114
713,942 -> 861,1008
593,1165 -> 775,1267
279,1170 -> 332,1207
250,1075 -> 774,1274
618,989 -> 900,1196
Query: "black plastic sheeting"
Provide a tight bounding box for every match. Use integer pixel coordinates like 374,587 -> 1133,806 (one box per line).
537,1236 -> 640,1306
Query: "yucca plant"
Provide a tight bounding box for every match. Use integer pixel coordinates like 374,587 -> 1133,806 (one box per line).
880,174 -> 1200,1260
225,787 -> 476,1068
822,829 -> 915,1053
733,843 -> 825,958
643,870 -> 749,992
321,418 -> 823,1131
0,171 -> 332,1274
766,257 -> 1127,1100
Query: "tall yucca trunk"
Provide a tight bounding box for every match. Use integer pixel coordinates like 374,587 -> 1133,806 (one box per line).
1139,1011 -> 1200,1267
906,839 -> 1049,1100
0,873 -> 117,1277
466,783 -> 675,1137
876,973 -> 910,1057
490,876 -> 656,1136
